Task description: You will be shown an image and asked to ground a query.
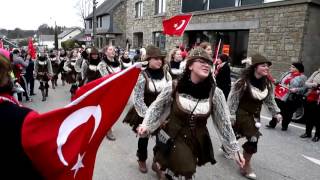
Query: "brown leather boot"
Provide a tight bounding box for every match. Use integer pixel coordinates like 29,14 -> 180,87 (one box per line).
137,160 -> 148,173
240,152 -> 257,180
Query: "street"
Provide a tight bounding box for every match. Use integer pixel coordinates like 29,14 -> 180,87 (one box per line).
24,82 -> 320,180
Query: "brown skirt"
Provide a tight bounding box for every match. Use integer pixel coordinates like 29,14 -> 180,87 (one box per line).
234,108 -> 261,138
122,107 -> 143,133
154,125 -> 216,177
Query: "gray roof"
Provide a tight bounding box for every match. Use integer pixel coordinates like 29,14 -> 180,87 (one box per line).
39,35 -> 54,41
58,28 -> 81,39
85,0 -> 124,20
73,32 -> 86,42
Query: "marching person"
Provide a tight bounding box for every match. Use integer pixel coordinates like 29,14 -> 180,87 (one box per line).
167,48 -> 185,79
300,68 -> 320,142
215,54 -> 231,100
82,48 -> 101,84
75,48 -> 89,87
120,50 -> 133,70
0,48 -> 42,179
228,54 -> 282,179
137,47 -> 244,180
97,45 -> 121,141
58,49 -> 67,86
64,49 -> 79,97
266,62 -> 307,130
48,50 -> 60,89
123,45 -> 171,174
34,52 -> 53,101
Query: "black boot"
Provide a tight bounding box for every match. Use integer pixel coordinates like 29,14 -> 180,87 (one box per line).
312,136 -> 319,142
45,88 -> 49,97
41,90 -> 46,101
300,133 -> 311,138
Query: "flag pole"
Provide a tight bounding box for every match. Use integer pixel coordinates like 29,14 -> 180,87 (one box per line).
214,39 -> 221,64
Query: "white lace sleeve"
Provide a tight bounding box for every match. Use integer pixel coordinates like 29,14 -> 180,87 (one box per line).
133,73 -> 148,117
211,88 -> 240,154
263,86 -> 281,116
141,82 -> 173,133
227,80 -> 244,123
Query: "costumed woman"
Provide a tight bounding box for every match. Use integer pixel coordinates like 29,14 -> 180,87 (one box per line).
97,45 -> 122,141
48,50 -> 60,89
228,54 -> 282,179
120,50 -> 133,70
82,48 -> 101,84
63,49 -> 79,97
34,52 -> 53,101
58,49 -> 67,86
123,45 -> 171,174
138,47 -> 244,180
167,48 -> 185,80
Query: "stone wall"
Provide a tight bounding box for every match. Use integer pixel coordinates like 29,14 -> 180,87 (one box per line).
126,0 -> 319,77
301,4 -> 320,76
113,1 -> 127,48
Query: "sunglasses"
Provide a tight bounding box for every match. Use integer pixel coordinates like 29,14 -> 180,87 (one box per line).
194,59 -> 213,66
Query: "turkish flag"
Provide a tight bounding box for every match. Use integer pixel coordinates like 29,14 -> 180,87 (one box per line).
162,14 -> 192,36
22,65 -> 141,179
275,84 -> 289,100
28,37 -> 36,59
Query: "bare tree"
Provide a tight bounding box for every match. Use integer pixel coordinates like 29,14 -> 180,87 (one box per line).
75,0 -> 92,28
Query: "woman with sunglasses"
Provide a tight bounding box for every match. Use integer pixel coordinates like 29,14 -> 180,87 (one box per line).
137,47 -> 244,180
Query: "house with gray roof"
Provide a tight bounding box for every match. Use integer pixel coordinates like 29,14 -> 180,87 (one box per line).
58,27 -> 82,49
84,0 -> 127,49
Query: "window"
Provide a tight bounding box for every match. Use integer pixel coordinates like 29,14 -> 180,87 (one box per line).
182,0 -> 208,13
99,17 -> 102,28
209,0 -> 235,9
89,20 -> 92,29
240,0 -> 264,6
153,32 -> 166,50
135,1 -> 143,18
155,0 -> 166,14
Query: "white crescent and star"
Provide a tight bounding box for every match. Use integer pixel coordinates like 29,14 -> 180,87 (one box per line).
174,20 -> 186,30
56,105 -> 102,176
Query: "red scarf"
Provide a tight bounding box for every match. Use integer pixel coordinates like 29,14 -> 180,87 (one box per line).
283,72 -> 301,85
0,93 -> 21,106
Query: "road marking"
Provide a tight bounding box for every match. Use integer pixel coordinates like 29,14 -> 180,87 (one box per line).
302,155 -> 320,166
261,115 -> 313,131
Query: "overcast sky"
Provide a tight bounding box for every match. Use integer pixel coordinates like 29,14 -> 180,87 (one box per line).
0,0 -> 102,30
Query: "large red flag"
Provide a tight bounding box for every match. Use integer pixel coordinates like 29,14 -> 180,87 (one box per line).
22,64 -> 141,180
28,37 -> 36,59
162,14 -> 192,36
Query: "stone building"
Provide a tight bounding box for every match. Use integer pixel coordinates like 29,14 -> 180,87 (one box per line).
85,0 -> 127,49
126,0 -> 320,77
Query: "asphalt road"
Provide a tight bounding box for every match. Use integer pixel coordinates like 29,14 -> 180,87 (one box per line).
24,81 -> 320,180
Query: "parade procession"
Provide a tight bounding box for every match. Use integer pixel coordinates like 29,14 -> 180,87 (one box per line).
1,0 -> 320,180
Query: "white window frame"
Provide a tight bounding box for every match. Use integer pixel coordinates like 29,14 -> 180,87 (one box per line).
135,1 -> 143,18
156,0 -> 166,14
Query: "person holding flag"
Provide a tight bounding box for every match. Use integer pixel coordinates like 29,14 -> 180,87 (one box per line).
266,62 -> 307,130
123,45 -> 172,174
2,43 -> 142,179
0,48 -> 42,178
138,47 -> 244,180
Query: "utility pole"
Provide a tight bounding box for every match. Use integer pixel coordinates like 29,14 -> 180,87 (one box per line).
54,21 -> 58,50
92,0 -> 97,47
